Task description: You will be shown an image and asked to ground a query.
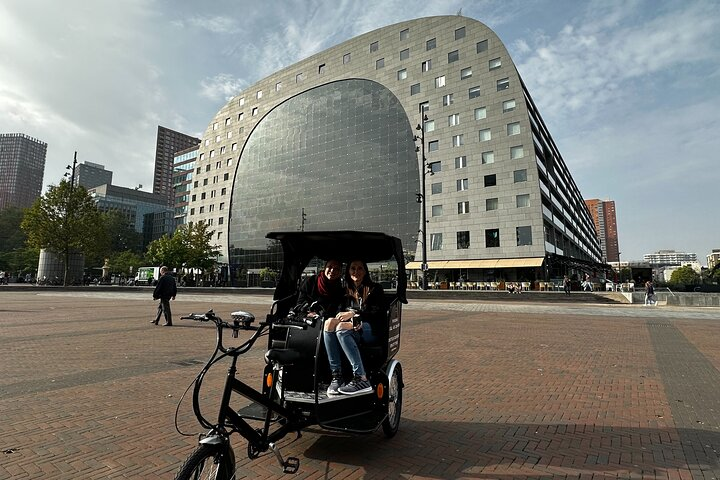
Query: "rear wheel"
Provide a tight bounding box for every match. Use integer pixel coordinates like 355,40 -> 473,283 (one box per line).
174,443 -> 235,480
382,363 -> 403,438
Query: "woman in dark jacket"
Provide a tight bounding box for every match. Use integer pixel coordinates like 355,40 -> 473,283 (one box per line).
295,259 -> 344,317
324,259 -> 386,396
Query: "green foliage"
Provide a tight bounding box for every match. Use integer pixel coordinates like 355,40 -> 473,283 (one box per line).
669,265 -> 700,286
21,180 -> 107,284
0,207 -> 37,273
109,250 -> 145,276
146,221 -> 220,271
104,210 -> 143,253
618,267 -> 632,282
258,267 -> 278,281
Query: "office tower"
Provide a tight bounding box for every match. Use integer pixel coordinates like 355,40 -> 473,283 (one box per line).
0,133 -> 47,210
152,126 -> 200,207
585,199 -> 620,263
76,161 -> 113,189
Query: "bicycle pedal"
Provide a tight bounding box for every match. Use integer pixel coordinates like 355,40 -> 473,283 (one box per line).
283,457 -> 300,473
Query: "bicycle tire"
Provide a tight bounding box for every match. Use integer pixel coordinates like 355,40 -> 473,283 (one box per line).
174,443 -> 236,480
382,363 -> 403,438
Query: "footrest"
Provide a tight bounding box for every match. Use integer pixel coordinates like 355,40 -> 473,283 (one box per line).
283,457 -> 300,474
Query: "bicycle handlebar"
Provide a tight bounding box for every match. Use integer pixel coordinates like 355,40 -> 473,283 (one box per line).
181,309 -> 265,354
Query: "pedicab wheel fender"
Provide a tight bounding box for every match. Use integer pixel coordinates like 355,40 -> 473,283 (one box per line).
382,360 -> 403,438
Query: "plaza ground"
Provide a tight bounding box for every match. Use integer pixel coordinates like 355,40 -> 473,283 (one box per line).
1,290 -> 719,479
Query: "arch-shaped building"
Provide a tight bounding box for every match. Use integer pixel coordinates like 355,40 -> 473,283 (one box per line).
188,15 -> 604,284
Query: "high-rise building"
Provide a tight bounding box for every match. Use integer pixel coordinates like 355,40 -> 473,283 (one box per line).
172,145 -> 198,229
76,161 -> 113,189
188,16 -> 604,282
0,133 -> 47,210
152,126 -> 200,208
707,249 -> 720,270
644,250 -> 697,266
584,199 -> 619,263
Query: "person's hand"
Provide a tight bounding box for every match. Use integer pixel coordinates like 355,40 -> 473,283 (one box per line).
171,296 -> 175,300
335,311 -> 354,322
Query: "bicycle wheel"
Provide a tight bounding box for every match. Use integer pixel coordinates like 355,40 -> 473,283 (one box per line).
382,363 -> 403,438
174,443 -> 236,480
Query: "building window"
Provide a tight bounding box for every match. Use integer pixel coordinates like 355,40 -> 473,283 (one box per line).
507,122 -> 521,136
428,161 -> 441,173
209,149 -> 215,158
452,134 -> 463,147
206,164 -> 211,172
215,135 -> 221,143
193,181 -> 199,188
410,83 -> 421,95
238,97 -> 245,106
514,169 -> 527,183
486,198 -> 498,211
428,140 -> 439,152
295,73 -> 305,83
211,190 -> 216,198
455,26 -> 466,40
489,57 -> 502,70
455,156 -> 467,169
468,86 -> 481,99
276,82 -> 282,92
485,228 -> 500,248
203,178 -> 208,186
456,178 -> 468,191
426,38 -> 436,50
400,28 -> 409,40
213,122 -> 218,131
517,226 -> 532,246
457,231 -> 470,249
231,143 -> 237,151
376,58 -> 385,69
226,131 -> 232,139
225,117 -> 231,126
199,206 -> 205,214
238,112 -> 244,121
481,151 -> 494,164
474,107 -> 487,120
484,174 -> 497,187
220,146 -> 226,154
221,187 -> 227,195
400,48 -> 409,60
224,172 -> 230,181
190,208 -> 195,215
216,160 -> 222,169
477,39 -> 488,53
419,101 -> 429,113
256,90 -> 263,99
209,204 -> 214,212
219,202 -> 225,210
516,194 -> 530,208
442,94 -> 454,106
218,217 -> 224,225
479,128 -> 491,141
448,50 -> 459,63
252,107 -> 258,116
398,68 -> 407,80
318,63 -> 326,74
343,53 -> 351,64
430,233 -> 443,251
497,78 -> 510,91
424,119 -> 435,132
191,194 -> 196,201
458,201 -> 470,214
431,182 -> 442,194
431,205 -> 443,217
422,60 -> 431,72
435,75 -> 446,88
370,41 -> 379,52
460,67 -> 472,79
503,99 -> 516,112
227,158 -> 233,166
448,113 -> 460,126
510,145 -> 524,159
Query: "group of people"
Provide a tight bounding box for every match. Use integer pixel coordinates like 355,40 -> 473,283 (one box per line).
296,258 -> 385,396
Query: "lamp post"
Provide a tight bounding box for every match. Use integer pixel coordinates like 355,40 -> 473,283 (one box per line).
414,115 -> 429,290
61,152 -> 78,286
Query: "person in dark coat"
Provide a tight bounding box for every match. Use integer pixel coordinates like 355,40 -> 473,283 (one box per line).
294,259 -> 344,317
151,266 -> 177,326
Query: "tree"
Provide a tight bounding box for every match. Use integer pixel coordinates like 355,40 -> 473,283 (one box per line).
21,180 -> 107,285
669,265 -> 700,287
109,250 -> 145,278
145,221 -> 219,272
0,207 -> 37,275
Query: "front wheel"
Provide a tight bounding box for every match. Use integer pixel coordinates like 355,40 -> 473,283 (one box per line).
382,363 -> 403,438
174,443 -> 235,480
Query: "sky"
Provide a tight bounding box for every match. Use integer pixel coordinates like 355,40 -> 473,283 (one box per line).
1,0 -> 718,264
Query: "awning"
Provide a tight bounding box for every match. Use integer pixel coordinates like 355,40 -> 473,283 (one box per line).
406,257 -> 545,270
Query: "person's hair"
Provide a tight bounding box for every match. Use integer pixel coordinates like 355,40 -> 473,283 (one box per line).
160,266 -> 168,274
344,259 -> 375,305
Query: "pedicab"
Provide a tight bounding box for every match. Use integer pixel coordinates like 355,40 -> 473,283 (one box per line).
174,231 -> 406,478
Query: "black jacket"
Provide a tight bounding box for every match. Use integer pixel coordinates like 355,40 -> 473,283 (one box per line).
342,282 -> 386,334
295,274 -> 344,317
153,273 -> 177,300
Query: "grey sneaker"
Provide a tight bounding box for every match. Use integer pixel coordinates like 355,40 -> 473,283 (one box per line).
326,373 -> 344,396
338,375 -> 372,395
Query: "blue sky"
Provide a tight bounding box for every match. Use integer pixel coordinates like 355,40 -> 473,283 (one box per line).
1,0 -> 718,263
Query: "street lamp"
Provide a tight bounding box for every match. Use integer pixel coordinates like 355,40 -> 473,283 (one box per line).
414,115 -> 430,290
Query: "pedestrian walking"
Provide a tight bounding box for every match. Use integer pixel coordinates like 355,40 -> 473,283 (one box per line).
563,275 -> 571,295
151,266 -> 177,326
644,281 -> 656,306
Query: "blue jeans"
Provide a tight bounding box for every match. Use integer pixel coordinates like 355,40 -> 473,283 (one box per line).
324,323 -> 375,378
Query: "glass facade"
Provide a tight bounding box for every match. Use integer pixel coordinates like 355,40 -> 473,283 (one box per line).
229,79 -> 420,270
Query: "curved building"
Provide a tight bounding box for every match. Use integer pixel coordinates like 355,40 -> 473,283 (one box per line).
188,15 -> 604,283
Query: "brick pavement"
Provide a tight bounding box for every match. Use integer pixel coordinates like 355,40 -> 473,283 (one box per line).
1,290 -> 720,479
